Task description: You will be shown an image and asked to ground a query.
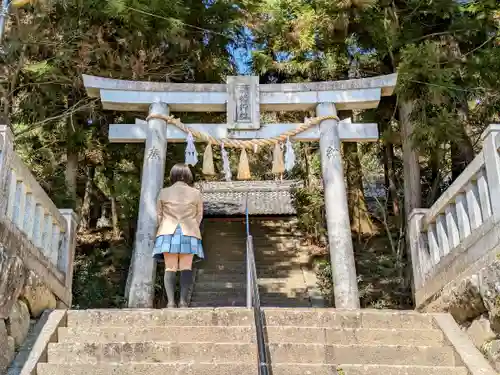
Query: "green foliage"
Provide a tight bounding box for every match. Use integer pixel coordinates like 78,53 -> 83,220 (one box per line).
72,240 -> 130,309
316,259 -> 334,305
292,186 -> 326,246
1,0 -> 498,310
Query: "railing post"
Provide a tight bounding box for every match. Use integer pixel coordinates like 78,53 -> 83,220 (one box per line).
0,124 -> 14,219
58,209 -> 78,305
482,124 -> 500,220
408,209 -> 429,291
245,193 -> 252,308
246,239 -> 252,308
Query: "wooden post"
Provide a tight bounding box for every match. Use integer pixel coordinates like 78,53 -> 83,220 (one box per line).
316,103 -> 360,308
407,209 -> 429,291
126,101 -> 169,308
0,124 -> 13,219
482,125 -> 500,220
59,209 -> 78,306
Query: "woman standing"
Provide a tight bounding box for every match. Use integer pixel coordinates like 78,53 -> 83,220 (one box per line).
153,163 -> 204,308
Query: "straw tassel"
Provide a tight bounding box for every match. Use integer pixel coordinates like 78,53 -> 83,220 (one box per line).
272,142 -> 285,175
237,147 -> 251,180
11,0 -> 31,7
202,143 -> 215,175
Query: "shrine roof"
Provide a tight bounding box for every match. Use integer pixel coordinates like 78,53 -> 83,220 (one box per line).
196,179 -> 386,217
196,180 -> 301,216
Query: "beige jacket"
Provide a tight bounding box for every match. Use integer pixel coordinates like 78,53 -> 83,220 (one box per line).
156,182 -> 203,239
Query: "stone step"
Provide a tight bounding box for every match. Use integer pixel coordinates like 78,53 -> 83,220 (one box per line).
206,240 -> 300,247
197,260 -> 307,271
189,300 -> 312,308
194,276 -> 246,284
201,254 -> 303,262
66,308 -> 253,328
193,287 -> 309,297
262,309 -> 437,330
195,271 -> 307,281
191,291 -> 246,299
190,300 -> 247,308
199,261 -> 304,269
206,227 -> 297,234
187,297 -> 311,306
58,326 -> 255,343
260,300 -> 312,307
47,341 -> 257,364
268,343 -> 456,366
204,234 -> 298,240
202,249 -> 302,255
193,279 -> 310,291
196,268 -> 306,278
271,364 -> 468,375
265,327 -> 445,346
193,281 -> 246,290
38,362 -> 256,375
38,363 -> 468,375
191,292 -> 311,305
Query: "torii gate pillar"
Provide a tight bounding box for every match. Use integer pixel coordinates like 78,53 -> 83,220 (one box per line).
127,101 -> 168,308
317,103 -> 360,308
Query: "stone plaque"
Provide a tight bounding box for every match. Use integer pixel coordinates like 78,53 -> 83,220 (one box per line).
227,76 -> 260,130
236,84 -> 251,122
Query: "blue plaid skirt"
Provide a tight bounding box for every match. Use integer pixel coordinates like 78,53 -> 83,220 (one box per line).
152,225 -> 204,262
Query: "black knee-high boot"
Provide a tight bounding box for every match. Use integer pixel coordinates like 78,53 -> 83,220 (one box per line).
179,270 -> 193,308
164,271 -> 177,308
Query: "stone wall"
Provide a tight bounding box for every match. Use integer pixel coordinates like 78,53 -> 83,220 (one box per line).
421,256 -> 500,370
0,218 -> 69,373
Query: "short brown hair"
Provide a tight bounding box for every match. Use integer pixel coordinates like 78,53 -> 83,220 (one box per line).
169,163 -> 193,185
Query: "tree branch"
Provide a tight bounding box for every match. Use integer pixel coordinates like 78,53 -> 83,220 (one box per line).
13,97 -> 98,137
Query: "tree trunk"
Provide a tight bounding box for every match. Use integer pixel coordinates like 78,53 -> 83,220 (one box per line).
341,108 -> 373,238
79,165 -> 95,231
451,142 -> 473,180
427,151 -> 442,207
399,100 -> 421,307
109,174 -> 120,239
451,101 -> 475,179
65,151 -> 78,205
303,145 -> 311,187
385,143 -> 400,217
65,114 -> 78,207
399,100 -> 421,216
381,117 -> 401,218
344,142 -> 373,238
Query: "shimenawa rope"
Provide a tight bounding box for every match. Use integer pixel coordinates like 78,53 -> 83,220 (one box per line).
146,113 -> 340,149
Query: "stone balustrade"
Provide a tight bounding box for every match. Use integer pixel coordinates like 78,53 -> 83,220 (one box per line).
0,125 -> 78,372
410,124 -> 500,307
0,124 -> 77,309
7,152 -> 70,268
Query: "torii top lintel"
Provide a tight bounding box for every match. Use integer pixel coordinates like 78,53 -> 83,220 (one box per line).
83,74 -> 397,131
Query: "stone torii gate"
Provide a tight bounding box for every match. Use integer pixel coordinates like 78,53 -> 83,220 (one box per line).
82,74 -> 397,309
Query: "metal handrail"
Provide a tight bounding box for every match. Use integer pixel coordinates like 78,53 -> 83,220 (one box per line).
245,194 -> 269,375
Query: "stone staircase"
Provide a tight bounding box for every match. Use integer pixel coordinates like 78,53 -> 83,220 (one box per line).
264,309 -> 467,375
192,219 -> 317,307
35,308 -> 470,375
